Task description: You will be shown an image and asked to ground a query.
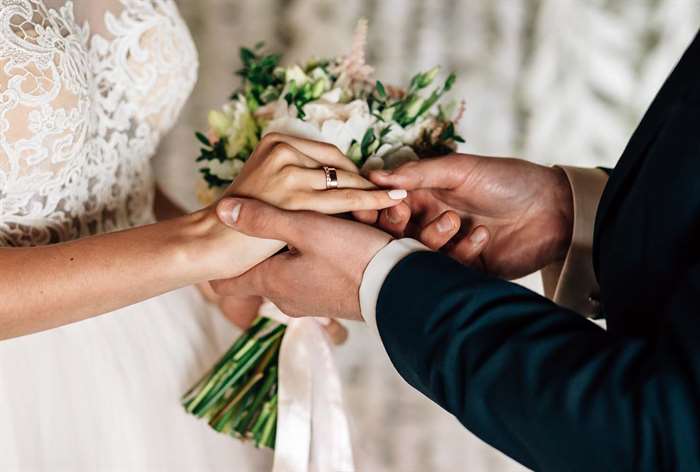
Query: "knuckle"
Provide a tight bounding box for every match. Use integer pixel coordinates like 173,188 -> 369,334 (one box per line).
323,141 -> 341,155
278,165 -> 300,186
269,143 -> 297,165
262,132 -> 282,144
347,190 -> 366,207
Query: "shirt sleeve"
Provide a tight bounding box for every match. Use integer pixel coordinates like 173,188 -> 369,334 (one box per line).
359,239 -> 431,335
541,166 -> 609,317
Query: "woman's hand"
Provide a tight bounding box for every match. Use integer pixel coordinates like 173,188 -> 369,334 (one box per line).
229,133 -> 407,214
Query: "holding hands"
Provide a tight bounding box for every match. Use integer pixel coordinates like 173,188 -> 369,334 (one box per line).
208,133 -> 577,325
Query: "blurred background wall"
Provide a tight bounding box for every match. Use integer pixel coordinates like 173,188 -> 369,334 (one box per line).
156,1 -> 700,470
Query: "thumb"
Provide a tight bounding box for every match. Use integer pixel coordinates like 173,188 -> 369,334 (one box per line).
368,156 -> 472,190
216,198 -> 302,245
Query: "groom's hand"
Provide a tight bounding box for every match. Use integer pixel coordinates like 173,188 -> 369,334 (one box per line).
368,155 -> 574,279
211,198 -> 393,321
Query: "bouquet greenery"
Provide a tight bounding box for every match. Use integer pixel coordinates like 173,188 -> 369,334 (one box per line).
184,20 -> 465,450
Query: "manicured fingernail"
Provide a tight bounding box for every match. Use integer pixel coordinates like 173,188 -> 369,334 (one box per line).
217,199 -> 242,226
437,215 -> 454,233
388,189 -> 407,200
470,228 -> 488,245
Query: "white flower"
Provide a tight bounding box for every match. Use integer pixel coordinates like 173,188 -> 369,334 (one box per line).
285,65 -> 310,86
196,180 -> 224,206
320,88 -> 342,104
263,98 -> 375,155
206,158 -> 245,181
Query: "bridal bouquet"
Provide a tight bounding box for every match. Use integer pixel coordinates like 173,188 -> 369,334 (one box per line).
184,20 -> 465,453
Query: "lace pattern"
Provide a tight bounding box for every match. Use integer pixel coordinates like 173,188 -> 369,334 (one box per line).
0,0 -> 197,246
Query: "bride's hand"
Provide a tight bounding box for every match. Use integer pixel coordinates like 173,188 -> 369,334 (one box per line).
228,133 -> 406,213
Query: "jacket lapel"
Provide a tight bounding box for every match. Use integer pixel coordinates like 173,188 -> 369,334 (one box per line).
593,31 -> 700,275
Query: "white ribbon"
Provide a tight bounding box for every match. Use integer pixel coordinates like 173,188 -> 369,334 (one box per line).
259,302 -> 355,472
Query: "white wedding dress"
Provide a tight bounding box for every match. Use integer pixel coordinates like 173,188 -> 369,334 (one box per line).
0,1 -> 270,470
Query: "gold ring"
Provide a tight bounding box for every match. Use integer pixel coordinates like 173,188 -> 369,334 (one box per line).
323,166 -> 338,190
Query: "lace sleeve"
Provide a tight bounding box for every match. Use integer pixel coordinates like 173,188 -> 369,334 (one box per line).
90,0 -> 199,135
0,1 -> 91,246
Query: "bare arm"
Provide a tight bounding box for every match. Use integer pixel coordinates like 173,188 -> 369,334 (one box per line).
0,209 -> 282,340
0,134 -> 404,340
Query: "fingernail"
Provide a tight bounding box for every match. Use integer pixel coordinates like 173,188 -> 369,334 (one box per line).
231,203 -> 241,223
470,228 -> 488,245
217,199 -> 242,226
437,215 -> 454,233
388,189 -> 407,200
373,170 -> 391,178
315,317 -> 332,326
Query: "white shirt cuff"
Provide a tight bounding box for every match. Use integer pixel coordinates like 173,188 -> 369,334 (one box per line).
359,238 -> 431,337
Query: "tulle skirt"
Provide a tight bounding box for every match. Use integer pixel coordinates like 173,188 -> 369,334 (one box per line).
0,286 -> 271,471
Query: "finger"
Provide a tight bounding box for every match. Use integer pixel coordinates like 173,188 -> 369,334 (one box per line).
377,202 -> 411,238
418,211 -> 461,250
447,225 -> 490,268
219,295 -> 263,329
287,167 -> 376,191
210,255 -> 283,298
217,198 -> 303,244
368,155 -> 476,190
258,133 -> 358,172
352,210 -> 378,225
300,188 -> 407,214
318,318 -> 349,346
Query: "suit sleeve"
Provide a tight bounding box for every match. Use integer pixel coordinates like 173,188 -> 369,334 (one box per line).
541,166 -> 608,318
377,251 -> 700,471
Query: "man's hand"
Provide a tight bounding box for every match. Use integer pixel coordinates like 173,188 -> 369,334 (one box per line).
368,154 -> 574,279
212,198 -> 393,321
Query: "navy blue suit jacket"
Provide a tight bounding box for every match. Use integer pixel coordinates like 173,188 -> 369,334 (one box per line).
376,32 -> 700,471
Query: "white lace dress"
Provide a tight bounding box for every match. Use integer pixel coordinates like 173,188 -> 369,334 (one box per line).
0,1 -> 270,469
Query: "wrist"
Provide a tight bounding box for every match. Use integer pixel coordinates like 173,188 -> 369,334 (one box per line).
549,166 -> 575,260
170,209 -> 225,282
176,208 -> 287,282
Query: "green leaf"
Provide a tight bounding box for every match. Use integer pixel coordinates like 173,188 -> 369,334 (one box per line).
240,47 -> 256,67
376,81 -> 387,98
444,73 -> 457,92
195,131 -> 211,147
254,41 -> 266,50
439,122 -> 455,141
380,125 -> 392,139
360,128 -> 376,158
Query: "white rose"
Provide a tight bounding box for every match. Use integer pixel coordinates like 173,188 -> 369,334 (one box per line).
262,98 -> 377,156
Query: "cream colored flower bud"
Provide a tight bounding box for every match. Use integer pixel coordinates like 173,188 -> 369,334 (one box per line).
208,110 -> 233,138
